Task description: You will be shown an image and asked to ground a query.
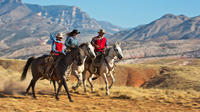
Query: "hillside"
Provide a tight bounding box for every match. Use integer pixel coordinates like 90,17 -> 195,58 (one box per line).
110,14 -> 200,41
109,14 -> 200,61
0,0 -> 122,59
117,39 -> 200,64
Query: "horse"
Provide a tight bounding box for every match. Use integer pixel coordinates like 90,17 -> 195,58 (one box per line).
81,42 -> 123,95
52,42 -> 96,94
20,47 -> 85,102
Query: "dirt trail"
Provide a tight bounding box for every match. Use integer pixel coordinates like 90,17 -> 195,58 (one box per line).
0,87 -> 196,112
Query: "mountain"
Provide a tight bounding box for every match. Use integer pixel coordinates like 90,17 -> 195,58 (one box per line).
108,14 -> 200,62
109,14 -> 200,41
0,0 -> 22,4
163,16 -> 200,40
0,0 -> 123,59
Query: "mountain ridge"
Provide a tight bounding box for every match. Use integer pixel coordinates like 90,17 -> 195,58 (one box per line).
110,14 -> 200,41
0,0 -> 123,59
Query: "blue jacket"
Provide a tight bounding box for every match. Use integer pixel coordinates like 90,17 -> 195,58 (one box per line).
50,34 -> 66,55
65,36 -> 79,48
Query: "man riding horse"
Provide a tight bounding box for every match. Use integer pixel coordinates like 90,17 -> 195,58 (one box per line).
42,32 -> 65,78
91,29 -> 108,73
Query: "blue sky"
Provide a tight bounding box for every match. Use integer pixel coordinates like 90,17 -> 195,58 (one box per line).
23,0 -> 200,28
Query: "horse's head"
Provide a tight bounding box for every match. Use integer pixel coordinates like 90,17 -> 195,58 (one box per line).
79,42 -> 96,59
71,47 -> 85,66
113,42 -> 123,60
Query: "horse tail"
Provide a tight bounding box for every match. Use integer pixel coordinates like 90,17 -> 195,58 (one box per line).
21,57 -> 35,81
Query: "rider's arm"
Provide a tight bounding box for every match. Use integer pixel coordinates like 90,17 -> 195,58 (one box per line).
50,34 -> 61,43
72,38 -> 79,47
91,37 -> 96,46
105,39 -> 108,46
62,49 -> 66,55
91,37 -> 99,48
75,38 -> 79,47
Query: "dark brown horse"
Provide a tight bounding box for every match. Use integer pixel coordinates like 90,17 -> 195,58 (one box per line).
20,47 -> 85,102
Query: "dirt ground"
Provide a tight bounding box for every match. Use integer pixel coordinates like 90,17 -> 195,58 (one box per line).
0,87 -> 198,112
1,58 -> 200,112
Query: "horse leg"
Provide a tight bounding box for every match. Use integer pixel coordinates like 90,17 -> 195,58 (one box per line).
62,77 -> 73,102
103,73 -> 110,96
72,71 -> 82,91
88,74 -> 95,93
109,72 -> 115,89
55,82 -> 62,100
82,70 -> 87,93
25,79 -> 34,95
53,80 -> 57,95
31,78 -> 39,99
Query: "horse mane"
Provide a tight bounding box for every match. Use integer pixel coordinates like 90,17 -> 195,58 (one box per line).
79,43 -> 87,48
105,47 -> 112,56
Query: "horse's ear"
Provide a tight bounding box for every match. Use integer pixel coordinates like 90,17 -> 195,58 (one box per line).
115,41 -> 120,46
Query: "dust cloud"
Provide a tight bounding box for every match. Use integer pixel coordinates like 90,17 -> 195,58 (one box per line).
1,79 -> 26,95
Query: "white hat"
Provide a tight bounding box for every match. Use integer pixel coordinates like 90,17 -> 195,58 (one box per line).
56,32 -> 63,38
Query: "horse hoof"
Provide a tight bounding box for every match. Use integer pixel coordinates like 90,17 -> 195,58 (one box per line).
72,86 -> 76,90
84,90 -> 87,93
69,99 -> 74,102
33,96 -> 37,99
56,97 -> 59,101
106,92 -> 110,96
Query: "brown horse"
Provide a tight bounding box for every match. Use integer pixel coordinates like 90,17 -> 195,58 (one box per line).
20,47 -> 85,102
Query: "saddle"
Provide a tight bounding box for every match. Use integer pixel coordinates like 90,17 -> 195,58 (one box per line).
39,55 -> 57,77
90,53 -> 104,75
40,55 -> 54,66
93,53 -> 104,67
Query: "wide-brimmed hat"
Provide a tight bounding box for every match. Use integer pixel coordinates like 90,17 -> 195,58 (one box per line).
70,29 -> 80,35
98,29 -> 106,34
56,32 -> 63,38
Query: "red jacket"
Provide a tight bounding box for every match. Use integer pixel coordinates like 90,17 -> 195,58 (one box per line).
93,36 -> 107,52
51,41 -> 63,55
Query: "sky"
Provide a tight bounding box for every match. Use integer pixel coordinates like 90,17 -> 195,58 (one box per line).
23,0 -> 200,28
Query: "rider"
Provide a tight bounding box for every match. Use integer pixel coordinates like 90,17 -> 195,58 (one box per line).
65,29 -> 80,51
50,32 -> 66,55
91,29 -> 108,61
91,29 -> 108,74
44,32 -> 66,78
